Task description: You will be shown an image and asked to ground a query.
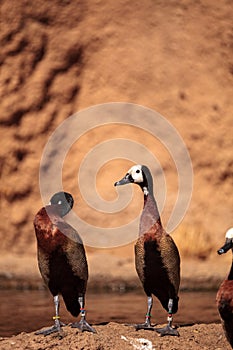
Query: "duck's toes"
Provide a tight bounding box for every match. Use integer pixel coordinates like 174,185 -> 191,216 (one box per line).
155,324 -> 179,337
71,319 -> 96,333
35,323 -> 65,337
135,323 -> 155,331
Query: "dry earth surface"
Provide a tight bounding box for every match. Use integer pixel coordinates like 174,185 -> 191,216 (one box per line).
0,322 -> 231,350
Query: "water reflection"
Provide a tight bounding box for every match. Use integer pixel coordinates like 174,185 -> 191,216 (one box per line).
0,290 -> 219,337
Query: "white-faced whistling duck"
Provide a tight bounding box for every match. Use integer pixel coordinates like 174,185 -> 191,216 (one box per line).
34,191 -> 96,336
217,227 -> 233,348
115,165 -> 180,336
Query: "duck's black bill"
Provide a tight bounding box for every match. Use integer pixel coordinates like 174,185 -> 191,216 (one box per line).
114,178 -> 130,186
217,240 -> 233,255
114,174 -> 133,186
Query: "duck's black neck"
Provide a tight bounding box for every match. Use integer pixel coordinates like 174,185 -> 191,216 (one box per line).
139,166 -> 161,225
139,166 -> 153,195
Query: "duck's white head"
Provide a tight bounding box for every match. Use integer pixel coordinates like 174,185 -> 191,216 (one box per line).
217,227 -> 233,255
114,165 -> 143,185
114,164 -> 153,195
226,227 -> 233,240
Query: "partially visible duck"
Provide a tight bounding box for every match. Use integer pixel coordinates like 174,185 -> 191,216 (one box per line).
217,227 -> 233,348
34,191 -> 95,336
115,165 -> 180,336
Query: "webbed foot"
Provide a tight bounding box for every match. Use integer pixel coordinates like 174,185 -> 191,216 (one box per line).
135,321 -> 154,331
35,321 -> 66,337
71,319 -> 96,333
155,324 -> 179,337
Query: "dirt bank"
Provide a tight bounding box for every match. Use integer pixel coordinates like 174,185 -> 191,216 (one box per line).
0,322 -> 231,350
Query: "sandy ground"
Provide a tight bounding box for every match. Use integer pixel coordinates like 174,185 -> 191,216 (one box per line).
0,322 -> 231,350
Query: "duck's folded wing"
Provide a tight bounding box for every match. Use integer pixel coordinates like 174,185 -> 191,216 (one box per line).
56,221 -> 88,281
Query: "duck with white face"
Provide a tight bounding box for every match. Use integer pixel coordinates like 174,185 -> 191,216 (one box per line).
115,165 -> 180,337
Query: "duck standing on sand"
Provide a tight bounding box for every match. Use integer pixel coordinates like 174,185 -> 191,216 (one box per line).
115,165 -> 180,336
217,227 -> 233,348
34,191 -> 96,336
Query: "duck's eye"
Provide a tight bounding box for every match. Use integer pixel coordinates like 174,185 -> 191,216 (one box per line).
136,169 -> 140,173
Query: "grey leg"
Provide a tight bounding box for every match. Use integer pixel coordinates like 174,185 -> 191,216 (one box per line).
35,295 -> 65,336
71,295 -> 96,333
135,296 -> 155,330
155,298 -> 179,337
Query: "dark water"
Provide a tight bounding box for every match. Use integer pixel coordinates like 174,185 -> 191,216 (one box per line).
0,290 -> 220,337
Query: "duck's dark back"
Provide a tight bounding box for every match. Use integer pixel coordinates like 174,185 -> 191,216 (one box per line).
34,206 -> 88,317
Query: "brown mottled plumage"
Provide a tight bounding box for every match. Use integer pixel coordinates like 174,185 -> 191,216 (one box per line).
115,165 -> 180,336
216,228 -> 233,348
34,192 -> 95,336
